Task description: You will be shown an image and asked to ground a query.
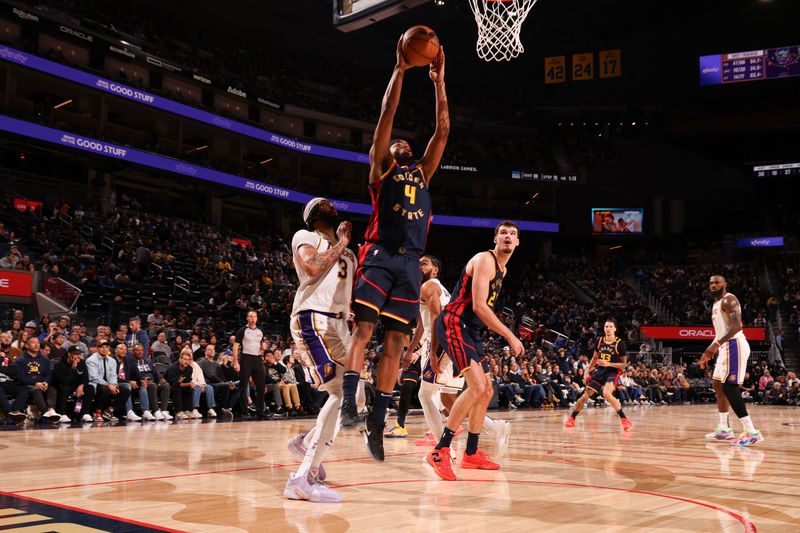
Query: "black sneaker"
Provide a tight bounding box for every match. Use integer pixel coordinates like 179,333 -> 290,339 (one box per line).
272,407 -> 288,419
361,416 -> 385,462
340,400 -> 364,429
221,408 -> 234,418
7,410 -> 26,423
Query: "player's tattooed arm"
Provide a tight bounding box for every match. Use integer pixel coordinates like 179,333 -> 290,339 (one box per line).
702,295 -> 743,367
296,222 -> 352,277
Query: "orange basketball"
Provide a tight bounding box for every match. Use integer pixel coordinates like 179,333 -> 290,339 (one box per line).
401,26 -> 440,67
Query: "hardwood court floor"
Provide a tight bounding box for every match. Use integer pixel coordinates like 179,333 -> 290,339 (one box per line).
1,404 -> 798,532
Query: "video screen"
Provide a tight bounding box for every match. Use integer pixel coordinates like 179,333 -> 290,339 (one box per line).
592,208 -> 643,235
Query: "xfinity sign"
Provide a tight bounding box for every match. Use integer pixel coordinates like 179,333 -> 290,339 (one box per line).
737,236 -> 784,248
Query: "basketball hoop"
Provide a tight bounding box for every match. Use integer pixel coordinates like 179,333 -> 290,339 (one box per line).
468,0 -> 539,62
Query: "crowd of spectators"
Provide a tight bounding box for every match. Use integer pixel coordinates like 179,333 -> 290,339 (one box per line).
1,192 -> 796,427
634,262 -> 766,326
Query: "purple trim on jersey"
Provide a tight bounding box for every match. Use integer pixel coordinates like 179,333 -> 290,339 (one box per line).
727,339 -> 739,383
299,311 -> 336,384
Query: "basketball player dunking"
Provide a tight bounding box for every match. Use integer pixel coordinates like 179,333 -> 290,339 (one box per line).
283,198 -> 356,502
700,275 -> 764,447
565,319 -> 632,430
426,222 -> 523,481
339,38 -> 449,462
409,256 -> 512,456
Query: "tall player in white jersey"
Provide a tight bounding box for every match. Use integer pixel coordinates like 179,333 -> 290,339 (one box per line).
406,256 -> 512,456
283,198 -> 356,503
700,275 -> 764,447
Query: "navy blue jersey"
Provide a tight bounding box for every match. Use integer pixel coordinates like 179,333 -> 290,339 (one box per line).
595,337 -> 626,363
364,160 -> 432,254
443,251 -> 505,331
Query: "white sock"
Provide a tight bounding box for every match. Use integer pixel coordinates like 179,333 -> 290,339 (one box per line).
302,425 -> 316,449
718,411 -> 729,429
297,387 -> 342,478
740,415 -> 756,433
418,381 -> 443,438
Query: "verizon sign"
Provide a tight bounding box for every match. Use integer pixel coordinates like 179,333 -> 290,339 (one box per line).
0,271 -> 34,298
640,326 -> 766,342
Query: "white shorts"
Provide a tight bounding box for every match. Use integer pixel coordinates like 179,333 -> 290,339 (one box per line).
712,336 -> 751,385
420,338 -> 465,394
290,310 -> 350,391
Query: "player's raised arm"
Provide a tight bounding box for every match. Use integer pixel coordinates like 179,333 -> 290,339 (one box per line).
470,253 -> 522,356
294,222 -> 352,278
369,37 -> 412,183
420,47 -> 450,183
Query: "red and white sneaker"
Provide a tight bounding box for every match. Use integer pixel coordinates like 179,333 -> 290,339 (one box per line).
564,416 -> 575,428
415,432 -> 436,447
621,418 -> 633,431
426,447 -> 457,481
461,449 -> 500,470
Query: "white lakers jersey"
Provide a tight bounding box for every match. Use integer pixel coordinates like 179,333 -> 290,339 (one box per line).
291,229 -> 356,316
711,294 -> 746,342
420,278 -> 450,341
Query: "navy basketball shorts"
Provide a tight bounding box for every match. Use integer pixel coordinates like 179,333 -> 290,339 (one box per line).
434,312 -> 490,376
353,243 -> 422,325
401,356 -> 422,383
587,368 -> 621,394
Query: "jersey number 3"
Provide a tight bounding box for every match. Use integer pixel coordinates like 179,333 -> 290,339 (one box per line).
337,259 -> 348,279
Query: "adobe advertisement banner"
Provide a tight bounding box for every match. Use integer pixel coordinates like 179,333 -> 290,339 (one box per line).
640,326 -> 766,342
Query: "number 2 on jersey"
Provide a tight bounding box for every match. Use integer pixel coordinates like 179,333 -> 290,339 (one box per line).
404,184 -> 416,205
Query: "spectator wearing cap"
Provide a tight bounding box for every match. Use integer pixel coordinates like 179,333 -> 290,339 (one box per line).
13,337 -> 61,423
48,331 -> 68,363
125,317 -> 150,357
63,329 -> 89,359
49,345 -> 95,423
86,339 -> 131,422
24,320 -> 38,338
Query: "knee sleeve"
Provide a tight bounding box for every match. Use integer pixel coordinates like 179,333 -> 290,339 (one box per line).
722,383 -> 748,419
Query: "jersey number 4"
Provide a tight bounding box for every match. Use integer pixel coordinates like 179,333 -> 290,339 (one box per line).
404,184 -> 416,205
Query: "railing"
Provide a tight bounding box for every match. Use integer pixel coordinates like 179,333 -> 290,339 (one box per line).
174,276 -> 190,296
637,349 -> 673,366
101,236 -> 115,255
151,262 -> 163,282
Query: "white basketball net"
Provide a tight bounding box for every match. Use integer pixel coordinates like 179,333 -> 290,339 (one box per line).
468,0 -> 538,62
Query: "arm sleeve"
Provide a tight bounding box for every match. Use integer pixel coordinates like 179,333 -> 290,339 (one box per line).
234,327 -> 246,345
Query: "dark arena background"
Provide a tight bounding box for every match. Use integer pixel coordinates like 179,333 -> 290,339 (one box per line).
0,0 -> 798,531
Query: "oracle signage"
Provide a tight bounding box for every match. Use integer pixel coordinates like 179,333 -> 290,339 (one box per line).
0,271 -> 34,298
640,326 -> 766,342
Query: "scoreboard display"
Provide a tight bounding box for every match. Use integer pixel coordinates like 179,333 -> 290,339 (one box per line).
700,45 -> 800,86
